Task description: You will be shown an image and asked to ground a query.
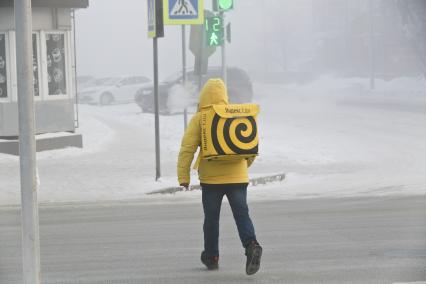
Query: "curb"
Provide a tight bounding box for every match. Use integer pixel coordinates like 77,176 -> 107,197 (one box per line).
146,173 -> 286,195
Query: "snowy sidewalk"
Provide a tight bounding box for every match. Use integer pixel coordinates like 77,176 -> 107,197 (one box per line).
1,78 -> 425,205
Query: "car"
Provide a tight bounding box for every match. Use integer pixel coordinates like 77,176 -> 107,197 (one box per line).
78,76 -> 151,105
76,75 -> 96,90
135,67 -> 254,113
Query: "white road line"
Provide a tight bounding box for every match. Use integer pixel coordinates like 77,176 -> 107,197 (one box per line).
393,282 -> 426,284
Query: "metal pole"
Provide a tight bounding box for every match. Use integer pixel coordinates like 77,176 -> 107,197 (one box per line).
153,37 -> 161,180
181,25 -> 188,131
14,0 -> 41,283
369,0 -> 375,90
221,12 -> 227,85
72,10 -> 79,128
197,25 -> 204,91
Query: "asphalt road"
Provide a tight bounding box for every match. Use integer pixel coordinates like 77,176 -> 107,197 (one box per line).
1,195 -> 426,284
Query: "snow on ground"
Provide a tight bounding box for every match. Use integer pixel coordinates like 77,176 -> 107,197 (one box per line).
0,76 -> 425,205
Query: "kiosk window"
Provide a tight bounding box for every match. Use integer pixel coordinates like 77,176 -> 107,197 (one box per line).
32,34 -> 40,96
46,33 -> 66,96
0,34 -> 7,98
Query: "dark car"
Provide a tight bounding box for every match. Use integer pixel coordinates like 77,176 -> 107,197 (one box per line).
135,67 -> 254,113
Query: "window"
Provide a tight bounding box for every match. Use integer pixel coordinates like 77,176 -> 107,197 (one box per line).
228,69 -> 249,82
93,77 -> 120,86
0,34 -> 8,99
45,33 -> 67,96
135,76 -> 150,84
127,77 -> 138,85
119,77 -> 132,86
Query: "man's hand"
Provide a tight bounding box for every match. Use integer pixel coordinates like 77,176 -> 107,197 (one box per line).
180,183 -> 189,190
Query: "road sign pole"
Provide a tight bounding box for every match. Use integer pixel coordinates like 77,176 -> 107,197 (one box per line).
14,0 -> 41,283
153,37 -> 161,181
150,0 -> 163,181
181,25 -> 188,131
221,12 -> 227,85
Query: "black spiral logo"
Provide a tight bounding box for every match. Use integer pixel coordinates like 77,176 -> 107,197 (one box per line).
211,114 -> 258,155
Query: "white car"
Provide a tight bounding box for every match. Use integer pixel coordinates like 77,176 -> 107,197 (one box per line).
78,76 -> 151,105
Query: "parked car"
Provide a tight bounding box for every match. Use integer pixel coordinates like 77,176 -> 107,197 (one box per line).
76,75 -> 96,90
79,76 -> 151,105
135,67 -> 253,113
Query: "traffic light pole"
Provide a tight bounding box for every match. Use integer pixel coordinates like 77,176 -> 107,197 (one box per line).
221,12 -> 227,85
197,24 -> 205,91
153,36 -> 161,181
15,0 -> 41,283
181,25 -> 188,131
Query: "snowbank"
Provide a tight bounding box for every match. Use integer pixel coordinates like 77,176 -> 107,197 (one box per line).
1,76 -> 425,205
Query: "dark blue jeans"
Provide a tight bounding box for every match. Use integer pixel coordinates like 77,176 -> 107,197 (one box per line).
201,183 -> 257,257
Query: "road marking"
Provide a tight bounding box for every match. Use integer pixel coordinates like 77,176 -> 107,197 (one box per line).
393,282 -> 426,284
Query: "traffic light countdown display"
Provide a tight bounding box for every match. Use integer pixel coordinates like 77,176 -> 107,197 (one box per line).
205,16 -> 224,46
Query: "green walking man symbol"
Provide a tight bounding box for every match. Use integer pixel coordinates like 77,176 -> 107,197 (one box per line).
210,32 -> 219,46
206,16 -> 223,46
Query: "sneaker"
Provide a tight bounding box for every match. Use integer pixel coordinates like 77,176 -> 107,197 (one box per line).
201,251 -> 219,270
245,241 -> 262,275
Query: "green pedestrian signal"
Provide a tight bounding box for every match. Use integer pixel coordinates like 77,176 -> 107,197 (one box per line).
213,0 -> 233,12
218,0 -> 233,11
205,16 -> 224,46
210,32 -> 219,46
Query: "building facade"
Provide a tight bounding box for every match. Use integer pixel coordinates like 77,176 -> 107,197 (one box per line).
0,0 -> 88,137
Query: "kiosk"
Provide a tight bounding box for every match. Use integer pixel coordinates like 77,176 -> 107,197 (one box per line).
0,0 -> 88,155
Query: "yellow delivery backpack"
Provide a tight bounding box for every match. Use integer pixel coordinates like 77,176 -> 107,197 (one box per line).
200,104 -> 259,161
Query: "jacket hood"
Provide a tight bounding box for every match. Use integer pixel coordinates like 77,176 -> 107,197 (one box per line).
198,79 -> 228,111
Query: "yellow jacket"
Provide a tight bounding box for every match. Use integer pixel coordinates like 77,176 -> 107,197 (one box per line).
177,79 -> 255,185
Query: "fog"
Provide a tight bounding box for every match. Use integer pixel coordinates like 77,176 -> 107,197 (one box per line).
74,0 -> 315,79
75,0 -> 425,82
0,0 -> 419,202
0,0 -> 424,201
1,1 -> 426,282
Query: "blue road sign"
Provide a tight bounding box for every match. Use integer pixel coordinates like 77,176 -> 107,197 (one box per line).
163,0 -> 204,25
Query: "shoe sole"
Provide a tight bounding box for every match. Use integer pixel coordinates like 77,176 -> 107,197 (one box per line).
201,254 -> 219,270
246,246 -> 262,275
202,261 -> 218,270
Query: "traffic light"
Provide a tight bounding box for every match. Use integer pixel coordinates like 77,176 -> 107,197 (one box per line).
213,0 -> 233,12
205,16 -> 224,46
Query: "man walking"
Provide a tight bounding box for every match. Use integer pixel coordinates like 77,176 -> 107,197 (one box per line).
177,79 -> 262,275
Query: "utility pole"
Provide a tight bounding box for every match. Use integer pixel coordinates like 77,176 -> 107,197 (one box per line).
181,25 -> 188,130
14,0 -> 41,283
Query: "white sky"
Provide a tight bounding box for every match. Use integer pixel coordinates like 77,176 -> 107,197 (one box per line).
74,0 -> 298,80
75,0 -> 222,79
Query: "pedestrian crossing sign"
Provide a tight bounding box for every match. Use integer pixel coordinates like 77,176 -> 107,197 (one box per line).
163,0 -> 204,25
